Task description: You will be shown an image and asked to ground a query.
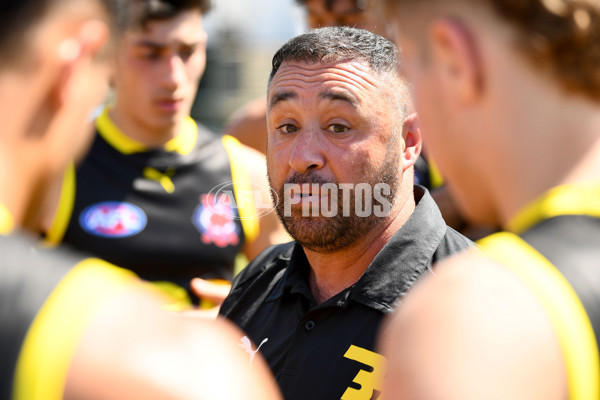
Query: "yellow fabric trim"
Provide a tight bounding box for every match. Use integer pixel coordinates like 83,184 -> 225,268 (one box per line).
96,107 -> 147,154
0,202 -> 14,235
44,162 -> 76,245
13,258 -> 138,400
221,135 -> 260,243
507,183 -> 600,234
478,232 -> 600,400
96,107 -> 198,155
427,156 -> 444,189
143,167 -> 176,194
164,117 -> 198,155
150,281 -> 192,312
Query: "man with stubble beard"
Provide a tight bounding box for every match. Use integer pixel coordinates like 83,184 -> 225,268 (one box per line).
219,26 -> 473,400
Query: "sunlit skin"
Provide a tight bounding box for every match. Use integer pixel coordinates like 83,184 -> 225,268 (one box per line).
110,9 -> 207,147
266,60 -> 419,302
0,1 -> 110,230
375,5 -> 600,399
390,16 -> 504,226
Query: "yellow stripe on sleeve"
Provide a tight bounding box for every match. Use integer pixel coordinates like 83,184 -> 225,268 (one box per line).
12,259 -> 138,400
478,232 -> 600,400
44,162 -> 76,246
221,135 -> 260,243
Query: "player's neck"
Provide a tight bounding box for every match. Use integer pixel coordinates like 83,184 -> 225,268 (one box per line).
0,151 -> 38,231
496,99 -> 600,229
108,106 -> 182,149
305,188 -> 416,304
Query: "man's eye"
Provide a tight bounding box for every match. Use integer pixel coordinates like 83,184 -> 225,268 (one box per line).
278,124 -> 298,134
179,46 -> 196,61
141,51 -> 161,61
327,124 -> 349,134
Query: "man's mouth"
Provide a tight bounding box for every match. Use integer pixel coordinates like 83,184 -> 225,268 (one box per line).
156,98 -> 184,112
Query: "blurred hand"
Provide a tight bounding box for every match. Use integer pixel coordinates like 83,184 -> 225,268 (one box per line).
179,278 -> 232,319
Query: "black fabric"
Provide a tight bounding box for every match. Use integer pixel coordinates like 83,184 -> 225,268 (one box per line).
62,122 -> 245,287
0,233 -> 82,399
520,215 -> 600,340
220,186 -> 473,400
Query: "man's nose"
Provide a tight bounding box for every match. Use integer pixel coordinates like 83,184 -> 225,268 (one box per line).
288,127 -> 325,174
160,54 -> 186,90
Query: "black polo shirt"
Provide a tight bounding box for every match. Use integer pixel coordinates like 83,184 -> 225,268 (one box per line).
220,186 -> 472,400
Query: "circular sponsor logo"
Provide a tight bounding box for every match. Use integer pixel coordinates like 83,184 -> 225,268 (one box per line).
79,201 -> 147,238
206,181 -> 277,220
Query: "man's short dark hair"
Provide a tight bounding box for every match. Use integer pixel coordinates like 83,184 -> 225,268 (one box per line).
126,0 -> 211,31
0,0 -> 124,66
270,26 -> 399,82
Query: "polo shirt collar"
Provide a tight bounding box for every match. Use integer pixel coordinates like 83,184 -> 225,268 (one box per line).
267,186 -> 448,313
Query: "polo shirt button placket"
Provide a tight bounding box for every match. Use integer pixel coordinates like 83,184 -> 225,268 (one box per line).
304,320 -> 316,332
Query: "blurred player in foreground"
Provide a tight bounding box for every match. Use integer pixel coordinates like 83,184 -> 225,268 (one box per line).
381,0 -> 600,399
0,0 -> 281,398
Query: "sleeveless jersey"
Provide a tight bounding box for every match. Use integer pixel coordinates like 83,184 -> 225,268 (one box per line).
1,232 -> 140,400
477,184 -> 600,400
47,108 -> 259,289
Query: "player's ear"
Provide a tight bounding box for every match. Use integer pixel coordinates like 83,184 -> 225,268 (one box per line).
401,113 -> 422,171
428,18 -> 482,104
52,20 -> 110,110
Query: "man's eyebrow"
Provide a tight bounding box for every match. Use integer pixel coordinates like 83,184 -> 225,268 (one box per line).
132,39 -> 166,49
268,91 -> 297,110
319,90 -> 360,107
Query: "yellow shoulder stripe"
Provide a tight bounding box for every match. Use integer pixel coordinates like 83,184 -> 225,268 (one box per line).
0,202 -> 14,235
221,135 -> 259,243
478,232 -> 600,400
44,162 -> 76,246
13,258 -> 138,400
507,183 -> 600,234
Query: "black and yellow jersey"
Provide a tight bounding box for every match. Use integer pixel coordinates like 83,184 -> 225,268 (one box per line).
220,187 -> 473,399
0,231 -> 143,400
46,108 -> 259,290
477,184 -> 600,400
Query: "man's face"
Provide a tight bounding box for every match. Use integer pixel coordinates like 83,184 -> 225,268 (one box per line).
266,60 -> 403,253
304,0 -> 380,33
112,9 -> 206,134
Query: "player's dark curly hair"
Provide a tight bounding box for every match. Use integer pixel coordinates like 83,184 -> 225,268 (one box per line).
270,26 -> 399,81
388,0 -> 600,102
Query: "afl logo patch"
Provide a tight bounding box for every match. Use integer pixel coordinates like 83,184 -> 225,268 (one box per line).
79,201 -> 147,238
192,194 -> 240,247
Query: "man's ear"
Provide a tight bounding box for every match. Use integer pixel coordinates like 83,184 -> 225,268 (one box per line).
401,113 -> 422,171
53,20 -> 109,109
429,18 -> 482,103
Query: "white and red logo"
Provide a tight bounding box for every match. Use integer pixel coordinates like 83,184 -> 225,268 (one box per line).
192,194 -> 240,247
79,201 -> 147,238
